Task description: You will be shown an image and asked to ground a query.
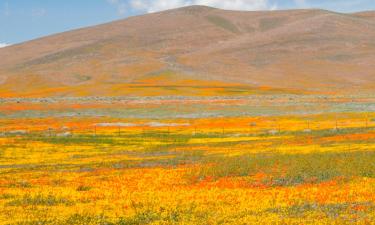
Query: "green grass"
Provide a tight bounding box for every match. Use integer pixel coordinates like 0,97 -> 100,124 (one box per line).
14,214 -> 109,225
206,15 -> 240,33
0,193 -> 15,199
8,129 -> 375,186
189,151 -> 375,186
259,17 -> 287,31
74,74 -> 92,82
76,185 -> 92,192
8,181 -> 33,188
26,134 -> 120,145
258,126 -> 374,138
6,194 -> 74,207
267,201 -> 375,220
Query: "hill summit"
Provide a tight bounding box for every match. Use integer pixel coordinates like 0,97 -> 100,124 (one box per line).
1,6 -> 375,97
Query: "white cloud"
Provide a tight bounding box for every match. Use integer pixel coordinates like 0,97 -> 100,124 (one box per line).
194,0 -> 272,11
0,43 -> 11,48
129,0 -> 275,13
130,0 -> 189,12
107,0 -> 127,15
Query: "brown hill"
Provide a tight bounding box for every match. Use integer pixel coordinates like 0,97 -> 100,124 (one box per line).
0,6 -> 375,97
354,11 -> 375,20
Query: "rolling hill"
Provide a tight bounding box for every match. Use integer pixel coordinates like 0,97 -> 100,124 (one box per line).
0,5 -> 375,97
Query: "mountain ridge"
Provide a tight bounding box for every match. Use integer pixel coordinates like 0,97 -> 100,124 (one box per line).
1,6 -> 375,97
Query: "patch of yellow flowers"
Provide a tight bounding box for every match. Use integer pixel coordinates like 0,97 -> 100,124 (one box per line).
0,113 -> 375,224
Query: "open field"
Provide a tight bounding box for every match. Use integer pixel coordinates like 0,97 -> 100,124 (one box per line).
2,4 -> 375,224
0,96 -> 375,224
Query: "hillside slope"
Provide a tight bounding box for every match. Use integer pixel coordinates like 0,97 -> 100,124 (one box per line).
0,6 -> 375,97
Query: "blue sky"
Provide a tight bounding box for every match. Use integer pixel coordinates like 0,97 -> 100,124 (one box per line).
1,0 -> 374,45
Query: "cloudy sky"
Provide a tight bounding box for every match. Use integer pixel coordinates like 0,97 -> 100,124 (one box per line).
0,0 -> 374,45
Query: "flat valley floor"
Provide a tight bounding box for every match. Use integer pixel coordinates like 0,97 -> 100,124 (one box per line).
1,95 -> 375,224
